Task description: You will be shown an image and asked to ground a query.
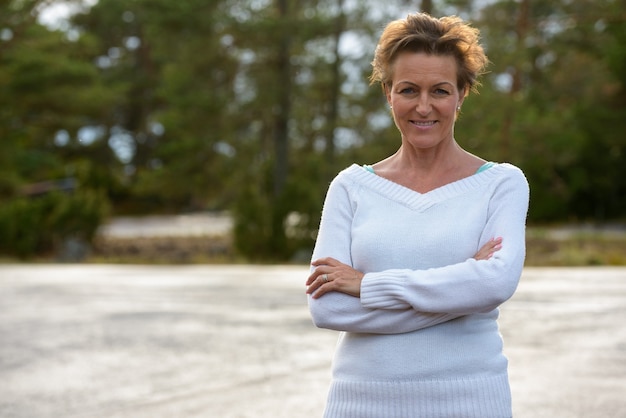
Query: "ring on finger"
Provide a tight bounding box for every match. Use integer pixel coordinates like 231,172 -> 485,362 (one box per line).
322,274 -> 329,283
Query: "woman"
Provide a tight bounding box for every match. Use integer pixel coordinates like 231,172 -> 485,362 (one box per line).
306,12 -> 529,418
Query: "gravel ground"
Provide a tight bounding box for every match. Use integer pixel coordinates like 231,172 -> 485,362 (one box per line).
0,265 -> 625,418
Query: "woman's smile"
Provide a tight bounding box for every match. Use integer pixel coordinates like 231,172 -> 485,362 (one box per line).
410,120 -> 437,129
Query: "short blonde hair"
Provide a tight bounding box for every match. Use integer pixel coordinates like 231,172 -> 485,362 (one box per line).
370,13 -> 488,96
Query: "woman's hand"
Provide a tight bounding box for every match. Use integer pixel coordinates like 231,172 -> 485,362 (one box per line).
306,257 -> 364,299
474,237 -> 502,260
307,238 -> 501,299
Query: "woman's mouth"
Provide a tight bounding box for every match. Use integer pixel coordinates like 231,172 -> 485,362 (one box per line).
410,120 -> 437,128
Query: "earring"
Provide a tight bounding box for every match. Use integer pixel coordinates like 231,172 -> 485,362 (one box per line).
457,106 -> 461,111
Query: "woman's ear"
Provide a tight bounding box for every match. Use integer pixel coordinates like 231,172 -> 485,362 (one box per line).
457,87 -> 468,109
461,85 -> 469,99
384,84 -> 392,108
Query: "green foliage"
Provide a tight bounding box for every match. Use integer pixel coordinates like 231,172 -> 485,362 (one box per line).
232,182 -> 275,261
456,0 -> 626,223
0,190 -> 110,259
2,0 -> 625,261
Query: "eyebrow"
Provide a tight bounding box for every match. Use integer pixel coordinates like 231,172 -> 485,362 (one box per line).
396,80 -> 455,88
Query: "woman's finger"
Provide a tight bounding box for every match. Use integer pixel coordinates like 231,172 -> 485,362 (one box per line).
474,237 -> 502,260
311,257 -> 341,267
306,270 -> 331,295
306,267 -> 326,286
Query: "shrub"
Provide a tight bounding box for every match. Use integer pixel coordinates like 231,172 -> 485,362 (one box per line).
0,189 -> 110,259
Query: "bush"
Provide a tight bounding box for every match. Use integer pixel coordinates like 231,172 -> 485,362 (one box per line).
0,189 -> 110,259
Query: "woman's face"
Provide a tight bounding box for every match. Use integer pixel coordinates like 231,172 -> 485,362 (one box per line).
386,52 -> 464,151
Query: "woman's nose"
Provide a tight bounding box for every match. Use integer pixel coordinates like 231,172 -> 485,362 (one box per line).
415,94 -> 432,115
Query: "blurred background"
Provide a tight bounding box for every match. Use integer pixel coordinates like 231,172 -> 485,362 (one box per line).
1,0 -> 625,265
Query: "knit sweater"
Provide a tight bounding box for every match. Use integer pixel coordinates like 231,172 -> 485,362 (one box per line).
308,163 -> 529,418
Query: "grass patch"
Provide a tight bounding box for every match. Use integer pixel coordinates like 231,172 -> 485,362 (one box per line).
88,235 -> 239,264
526,228 -> 626,266
92,230 -> 626,266
3,228 -> 625,266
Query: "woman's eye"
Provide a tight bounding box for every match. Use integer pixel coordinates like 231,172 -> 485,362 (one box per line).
399,87 -> 416,94
434,88 -> 450,95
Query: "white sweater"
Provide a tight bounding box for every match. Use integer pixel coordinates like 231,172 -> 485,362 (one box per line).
308,163 -> 529,418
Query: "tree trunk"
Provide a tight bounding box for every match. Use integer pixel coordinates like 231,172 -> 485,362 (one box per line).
324,0 -> 345,179
273,0 -> 291,198
500,0 -> 530,161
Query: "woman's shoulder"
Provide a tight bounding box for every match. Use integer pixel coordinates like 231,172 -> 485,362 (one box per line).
326,163 -> 391,197
332,164 -> 372,183
486,163 -> 530,195
492,162 -> 527,180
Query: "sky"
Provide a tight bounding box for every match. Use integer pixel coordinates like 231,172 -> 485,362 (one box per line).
37,0 -> 98,29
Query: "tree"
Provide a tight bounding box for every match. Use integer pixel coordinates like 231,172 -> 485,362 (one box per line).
69,0 -> 242,212
230,0 -> 330,260
454,0 -> 626,222
4,0 -> 625,260
565,0 -> 626,219
230,0 -> 401,260
0,0 -> 114,258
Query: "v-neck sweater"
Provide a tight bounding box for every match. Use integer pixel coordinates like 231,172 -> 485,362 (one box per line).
308,163 -> 529,418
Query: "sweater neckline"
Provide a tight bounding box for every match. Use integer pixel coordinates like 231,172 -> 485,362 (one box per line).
346,163 -> 507,211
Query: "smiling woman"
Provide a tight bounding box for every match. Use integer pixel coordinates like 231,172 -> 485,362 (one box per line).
306,12 -> 529,418
363,14 -> 492,193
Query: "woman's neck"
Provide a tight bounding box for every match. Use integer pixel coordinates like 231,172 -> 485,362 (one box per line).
373,140 -> 484,193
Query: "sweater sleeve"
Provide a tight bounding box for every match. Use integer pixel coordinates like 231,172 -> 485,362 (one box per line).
307,168 -> 463,333
360,167 -> 530,314
308,291 -> 461,334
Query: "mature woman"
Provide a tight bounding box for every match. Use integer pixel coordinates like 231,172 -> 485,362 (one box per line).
306,12 -> 529,418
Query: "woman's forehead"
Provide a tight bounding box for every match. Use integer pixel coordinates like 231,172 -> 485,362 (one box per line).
391,52 -> 458,84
